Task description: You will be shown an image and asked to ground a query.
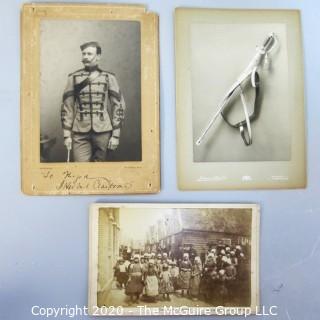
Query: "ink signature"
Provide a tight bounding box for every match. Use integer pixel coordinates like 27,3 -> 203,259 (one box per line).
40,169 -> 132,191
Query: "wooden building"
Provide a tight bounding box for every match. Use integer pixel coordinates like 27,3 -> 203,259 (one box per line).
160,208 -> 252,258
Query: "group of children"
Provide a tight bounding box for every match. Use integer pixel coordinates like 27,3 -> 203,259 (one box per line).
113,244 -> 248,305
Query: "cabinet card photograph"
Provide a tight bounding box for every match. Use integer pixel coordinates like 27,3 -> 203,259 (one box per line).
88,203 -> 259,316
21,4 -> 159,195
175,8 -> 306,190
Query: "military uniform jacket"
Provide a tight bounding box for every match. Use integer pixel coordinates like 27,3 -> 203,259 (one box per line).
61,67 -> 125,135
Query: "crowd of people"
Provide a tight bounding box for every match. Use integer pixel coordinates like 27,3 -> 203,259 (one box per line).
113,243 -> 249,306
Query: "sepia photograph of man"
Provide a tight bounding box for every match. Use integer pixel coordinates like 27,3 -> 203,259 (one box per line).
40,20 -> 142,163
61,41 -> 126,162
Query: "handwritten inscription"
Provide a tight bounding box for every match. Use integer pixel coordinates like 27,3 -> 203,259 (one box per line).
41,169 -> 132,192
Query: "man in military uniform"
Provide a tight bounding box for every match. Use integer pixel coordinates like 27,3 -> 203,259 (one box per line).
61,41 -> 125,162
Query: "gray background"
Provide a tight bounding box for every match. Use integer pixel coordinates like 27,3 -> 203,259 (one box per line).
191,23 -> 291,162
1,0 -> 320,319
40,20 -> 141,162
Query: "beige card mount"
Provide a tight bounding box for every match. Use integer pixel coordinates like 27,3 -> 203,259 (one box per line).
21,3 -> 160,195
88,203 -> 260,316
175,8 -> 306,190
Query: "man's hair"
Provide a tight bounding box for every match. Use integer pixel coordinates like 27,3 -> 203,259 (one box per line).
80,41 -> 102,55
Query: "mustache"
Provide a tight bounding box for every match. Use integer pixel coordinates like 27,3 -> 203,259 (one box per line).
82,59 -> 90,63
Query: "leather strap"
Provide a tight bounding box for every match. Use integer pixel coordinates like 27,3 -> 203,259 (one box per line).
220,72 -> 261,146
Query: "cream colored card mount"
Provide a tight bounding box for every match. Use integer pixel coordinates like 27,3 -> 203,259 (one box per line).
88,203 -> 260,316
175,8 -> 306,190
21,3 -> 160,195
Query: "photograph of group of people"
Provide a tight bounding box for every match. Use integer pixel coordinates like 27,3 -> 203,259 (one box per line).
93,206 -> 256,311
114,242 -> 249,306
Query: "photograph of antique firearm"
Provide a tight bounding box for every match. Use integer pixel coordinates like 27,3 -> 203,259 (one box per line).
195,33 -> 278,147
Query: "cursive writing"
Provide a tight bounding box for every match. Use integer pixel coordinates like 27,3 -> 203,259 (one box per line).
41,169 -> 133,192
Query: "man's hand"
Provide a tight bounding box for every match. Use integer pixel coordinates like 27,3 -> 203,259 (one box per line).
64,137 -> 72,150
108,136 -> 119,151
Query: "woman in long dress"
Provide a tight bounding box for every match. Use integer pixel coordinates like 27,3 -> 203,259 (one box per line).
177,253 -> 192,297
200,253 -> 216,301
189,256 -> 202,300
125,255 -> 143,305
169,261 -> 179,292
216,269 -> 228,306
143,259 -> 159,302
159,263 -> 174,301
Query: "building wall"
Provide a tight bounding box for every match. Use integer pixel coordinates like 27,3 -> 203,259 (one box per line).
97,208 -> 120,294
183,230 -> 234,254
166,230 -> 250,258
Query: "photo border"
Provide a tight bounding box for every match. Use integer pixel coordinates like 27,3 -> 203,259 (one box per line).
175,8 -> 306,190
88,203 -> 260,316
